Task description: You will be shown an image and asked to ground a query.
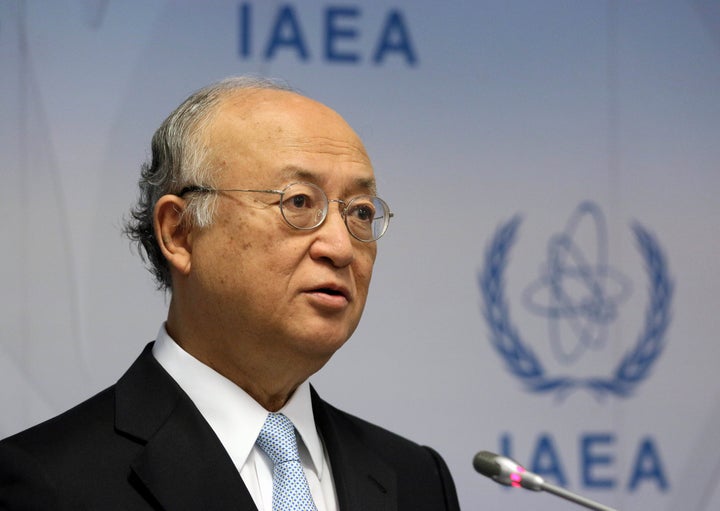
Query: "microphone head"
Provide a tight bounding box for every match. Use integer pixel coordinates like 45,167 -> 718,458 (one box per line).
473,450 -> 501,478
473,450 -> 545,491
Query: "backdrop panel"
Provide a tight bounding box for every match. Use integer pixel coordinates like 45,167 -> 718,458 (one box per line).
1,1 -> 719,509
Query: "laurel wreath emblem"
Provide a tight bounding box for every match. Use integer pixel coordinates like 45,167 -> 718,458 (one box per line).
479,215 -> 673,398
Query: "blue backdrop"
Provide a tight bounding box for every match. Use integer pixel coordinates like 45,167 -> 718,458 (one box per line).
2,1 -> 719,509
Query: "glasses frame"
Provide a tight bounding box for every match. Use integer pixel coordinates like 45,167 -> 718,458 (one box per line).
178,181 -> 393,242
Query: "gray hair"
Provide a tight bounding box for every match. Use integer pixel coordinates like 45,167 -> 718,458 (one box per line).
124,76 -> 295,291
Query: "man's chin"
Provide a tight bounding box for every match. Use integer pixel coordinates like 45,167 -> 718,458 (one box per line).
294,328 -> 353,360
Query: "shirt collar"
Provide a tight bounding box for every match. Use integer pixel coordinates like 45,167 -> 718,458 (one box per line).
152,324 -> 326,479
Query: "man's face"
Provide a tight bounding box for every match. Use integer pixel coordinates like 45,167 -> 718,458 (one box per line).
186,90 -> 378,363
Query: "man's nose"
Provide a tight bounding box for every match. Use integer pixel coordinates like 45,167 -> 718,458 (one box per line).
308,202 -> 354,267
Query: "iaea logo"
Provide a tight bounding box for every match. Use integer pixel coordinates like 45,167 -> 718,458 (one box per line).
479,202 -> 673,399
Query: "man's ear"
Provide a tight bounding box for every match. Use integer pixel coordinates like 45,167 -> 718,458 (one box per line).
154,195 -> 193,277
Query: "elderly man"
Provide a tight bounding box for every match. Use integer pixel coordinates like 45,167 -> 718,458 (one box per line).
0,77 -> 459,510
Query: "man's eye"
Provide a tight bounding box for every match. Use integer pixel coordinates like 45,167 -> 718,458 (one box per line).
285,194 -> 312,209
349,203 -> 375,222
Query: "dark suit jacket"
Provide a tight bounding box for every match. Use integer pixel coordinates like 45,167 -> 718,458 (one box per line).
0,344 -> 459,510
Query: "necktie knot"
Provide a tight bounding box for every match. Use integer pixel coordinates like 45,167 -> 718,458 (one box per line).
256,413 -> 301,465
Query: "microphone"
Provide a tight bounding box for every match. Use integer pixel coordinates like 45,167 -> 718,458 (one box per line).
473,451 -> 619,511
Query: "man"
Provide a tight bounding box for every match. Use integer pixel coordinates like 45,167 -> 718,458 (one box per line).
0,76 -> 459,510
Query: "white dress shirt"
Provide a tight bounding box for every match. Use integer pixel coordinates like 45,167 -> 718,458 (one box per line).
152,325 -> 338,511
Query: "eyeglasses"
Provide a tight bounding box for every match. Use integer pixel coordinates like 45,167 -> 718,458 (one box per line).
178,181 -> 393,242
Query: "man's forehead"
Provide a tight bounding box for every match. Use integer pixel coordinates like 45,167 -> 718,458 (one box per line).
207,89 -> 373,181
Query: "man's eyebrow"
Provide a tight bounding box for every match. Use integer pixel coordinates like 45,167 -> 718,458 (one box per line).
279,166 -> 377,195
355,177 -> 377,195
279,166 -> 315,182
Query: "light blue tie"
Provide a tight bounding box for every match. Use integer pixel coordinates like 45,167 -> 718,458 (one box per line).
256,413 -> 318,511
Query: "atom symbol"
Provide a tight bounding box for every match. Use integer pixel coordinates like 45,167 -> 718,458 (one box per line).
522,202 -> 632,365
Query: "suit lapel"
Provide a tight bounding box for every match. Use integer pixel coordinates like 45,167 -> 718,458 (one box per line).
312,389 -> 397,511
114,346 -> 398,510
115,344 -> 257,510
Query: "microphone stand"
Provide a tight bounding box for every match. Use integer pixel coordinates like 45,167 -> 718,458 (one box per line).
540,480 -> 618,511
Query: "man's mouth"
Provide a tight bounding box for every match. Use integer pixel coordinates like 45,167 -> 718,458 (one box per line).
318,288 -> 344,297
305,284 -> 351,305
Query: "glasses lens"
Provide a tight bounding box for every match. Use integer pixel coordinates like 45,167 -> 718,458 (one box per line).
279,183 -> 328,229
345,196 -> 391,241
